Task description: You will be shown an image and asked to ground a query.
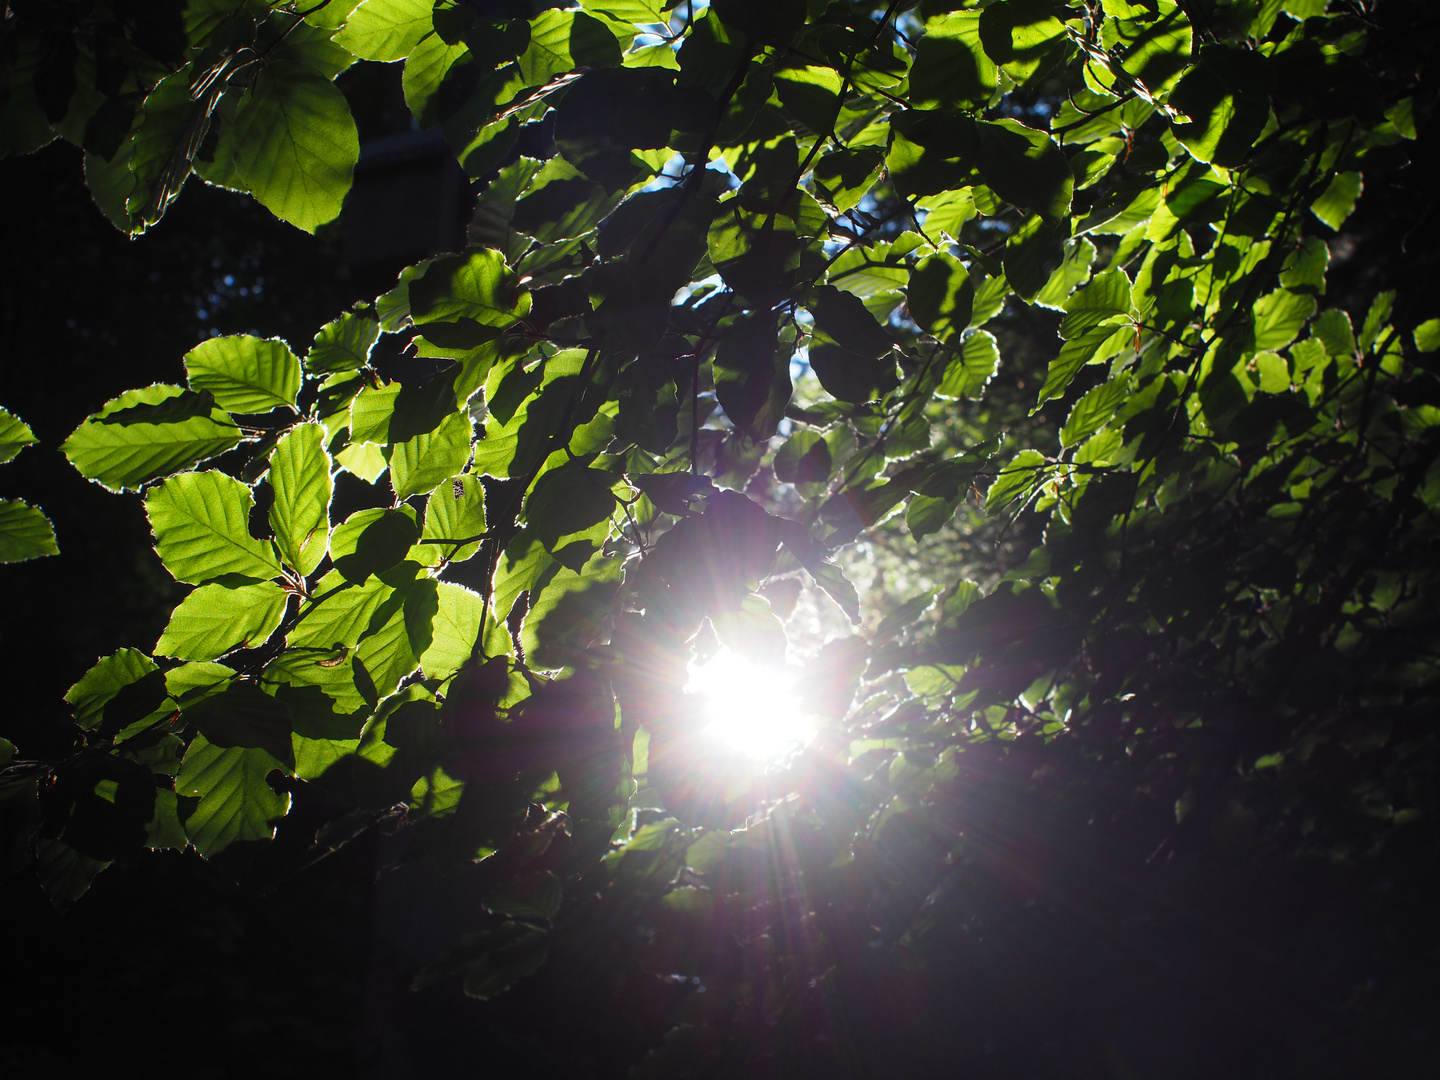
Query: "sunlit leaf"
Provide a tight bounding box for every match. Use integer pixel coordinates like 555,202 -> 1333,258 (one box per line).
0,499 -> 58,562
61,385 -> 242,492
306,311 -> 380,375
0,407 -> 38,464
175,735 -> 290,856
155,581 -> 288,661
267,423 -> 332,576
145,471 -> 284,584
230,60 -> 359,233
334,0 -> 436,62
184,335 -> 301,413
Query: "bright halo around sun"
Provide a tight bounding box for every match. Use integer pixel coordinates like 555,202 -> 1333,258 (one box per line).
685,648 -> 815,762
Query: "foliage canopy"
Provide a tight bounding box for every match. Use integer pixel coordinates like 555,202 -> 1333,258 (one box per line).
2,0 -> 1438,1070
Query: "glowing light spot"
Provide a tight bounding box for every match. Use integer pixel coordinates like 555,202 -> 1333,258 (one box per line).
685,648 -> 814,761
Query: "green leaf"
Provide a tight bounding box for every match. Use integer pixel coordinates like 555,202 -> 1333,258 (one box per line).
977,119 -> 1072,222
391,409 -> 473,500
1359,290 -> 1395,354
916,189 -> 977,243
813,147 -> 885,213
330,508 -> 420,583
145,790 -> 191,851
908,10 -> 995,109
581,0 -> 667,24
522,552 -> 623,667
182,681 -> 296,768
306,312 -> 380,375
1036,326 -> 1128,409
175,735 -> 290,856
1060,379 -> 1128,447
155,581 -> 289,661
0,499 -> 59,562
1278,236 -> 1328,295
907,494 -> 959,540
36,838 -> 110,907
145,471 -> 284,584
418,582 -> 484,679
410,248 -> 532,340
714,313 -> 794,435
334,0 -> 436,62
1253,290 -> 1316,352
184,335 -> 302,413
936,330 -> 999,400
419,473 -> 487,565
336,441 -> 389,484
287,572 -> 393,651
403,30 -> 470,128
978,0 -> 1066,84
1032,238 -> 1096,311
355,589 -> 420,699
1169,52 -> 1271,167
1060,270 -> 1133,339
1311,171 -> 1362,231
1313,308 -> 1356,356
65,649 -> 159,731
0,407 -> 39,464
1414,318 -> 1440,354
1005,214 -> 1066,302
774,64 -> 842,134
231,61 -> 360,233
908,254 -> 976,343
778,525 -> 861,624
519,9 -> 623,86
985,449 -> 1047,514
125,70 -> 204,230
61,384 -> 242,492
525,463 -> 618,551
268,422 -> 332,576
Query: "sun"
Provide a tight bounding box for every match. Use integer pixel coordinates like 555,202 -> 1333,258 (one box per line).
685,648 -> 815,761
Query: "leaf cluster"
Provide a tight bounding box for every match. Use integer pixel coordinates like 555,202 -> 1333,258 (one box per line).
2,0 -> 1439,1067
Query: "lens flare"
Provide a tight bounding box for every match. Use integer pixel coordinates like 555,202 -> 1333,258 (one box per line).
685,648 -> 814,761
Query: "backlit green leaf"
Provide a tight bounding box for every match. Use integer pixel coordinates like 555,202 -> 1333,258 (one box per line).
1036,326 -> 1128,408
391,410 -> 473,500
61,385 -> 242,492
1415,319 -> 1440,354
306,312 -> 380,375
175,735 -> 290,856
418,582 -> 484,679
268,423 -> 332,576
419,473 -> 486,565
0,499 -> 58,562
519,9 -> 623,86
1311,171 -> 1362,231
908,254 -> 975,343
65,649 -> 159,730
334,0 -> 436,62
1060,379 -> 1128,447
145,471 -> 284,584
330,507 -> 420,583
936,331 -> 999,400
231,61 -> 359,233
985,449 -> 1047,514
410,248 -> 532,337
184,335 -> 301,413
0,407 -> 38,464
182,681 -> 295,768
402,29 -> 470,127
155,581 -> 288,661
909,11 -> 995,109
